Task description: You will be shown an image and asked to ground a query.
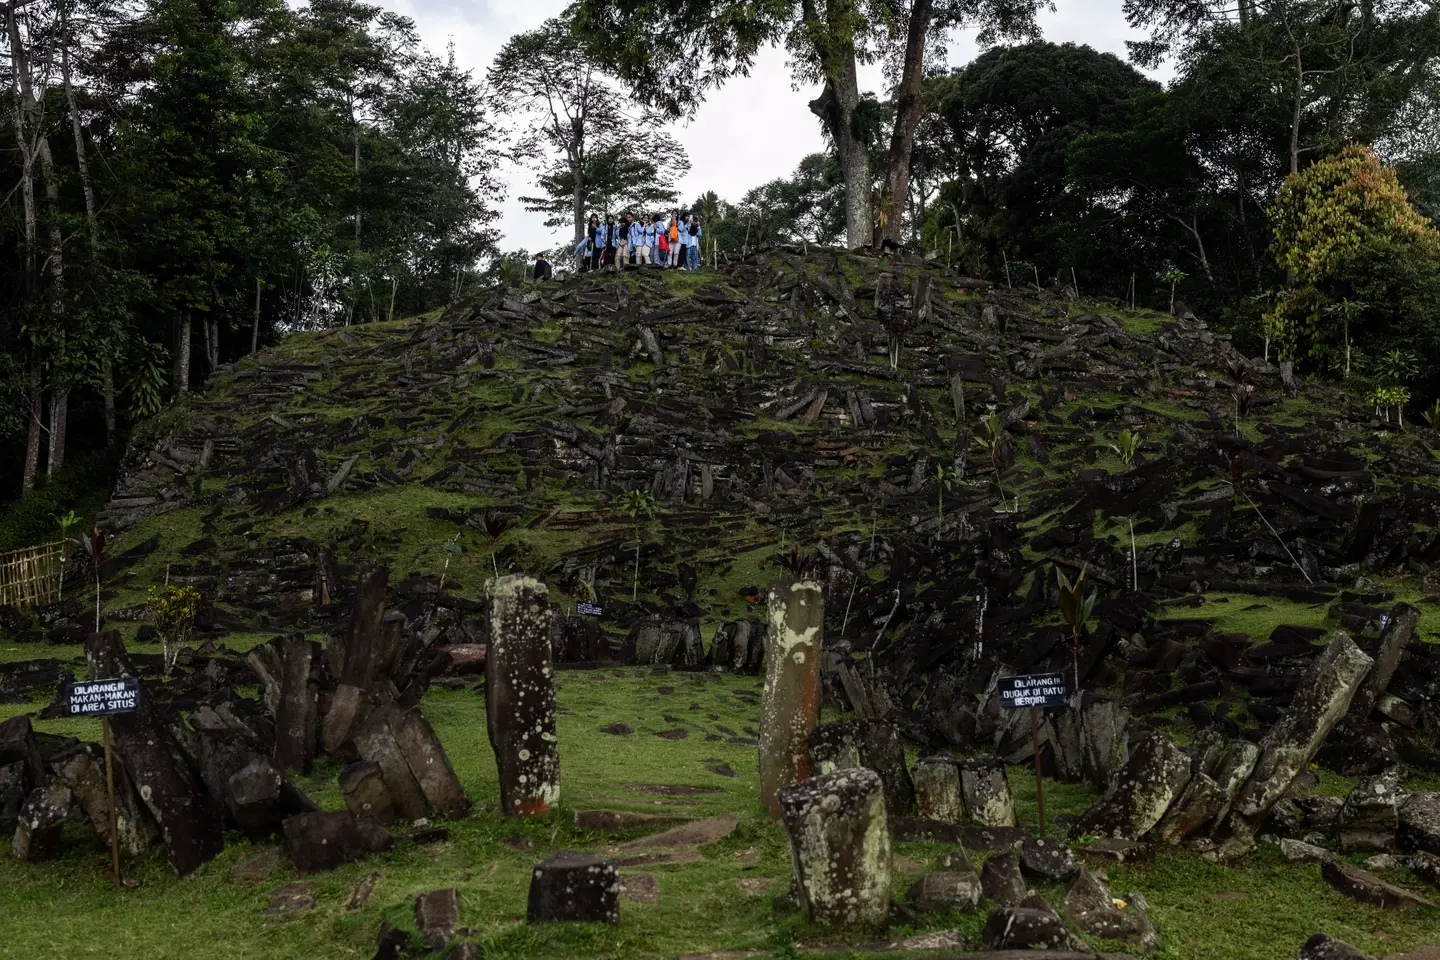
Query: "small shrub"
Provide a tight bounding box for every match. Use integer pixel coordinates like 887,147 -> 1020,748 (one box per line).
148,583 -> 201,676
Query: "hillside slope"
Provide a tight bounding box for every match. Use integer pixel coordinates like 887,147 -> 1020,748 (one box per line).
85,247 -> 1440,725
6,247 -> 1440,959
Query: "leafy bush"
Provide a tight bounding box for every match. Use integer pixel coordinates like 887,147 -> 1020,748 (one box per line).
0,455 -> 118,555
1267,145 -> 1440,398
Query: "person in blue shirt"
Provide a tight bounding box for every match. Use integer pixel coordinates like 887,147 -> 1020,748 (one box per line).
687,216 -> 703,270
636,214 -> 655,266
573,213 -> 601,272
602,214 -> 618,270
628,215 -> 645,268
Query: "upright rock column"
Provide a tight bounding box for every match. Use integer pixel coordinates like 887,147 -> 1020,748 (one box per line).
486,575 -> 560,816
759,578 -> 824,818
778,768 -> 891,930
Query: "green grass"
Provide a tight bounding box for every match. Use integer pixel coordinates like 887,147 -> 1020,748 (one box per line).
5,668 -> 1440,959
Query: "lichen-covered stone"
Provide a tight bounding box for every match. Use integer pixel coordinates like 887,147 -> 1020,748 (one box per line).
1299,933 -> 1378,960
808,720 -> 863,775
860,722 -> 914,818
983,905 -> 1086,951
11,783 -> 71,860
777,767 -> 890,930
759,580 -> 824,818
979,850 -> 1028,906
1346,602 -> 1419,723
1209,739 -> 1260,827
1218,630 -> 1373,856
1073,731 -> 1190,841
1153,772 -> 1224,845
526,850 -> 619,923
958,757 -> 1015,827
1064,868 -> 1157,951
913,756 -> 964,823
1339,772 -> 1401,852
1398,791 -> 1440,856
905,870 -> 981,913
1321,859 -> 1435,909
1019,836 -> 1078,881
486,575 -> 560,817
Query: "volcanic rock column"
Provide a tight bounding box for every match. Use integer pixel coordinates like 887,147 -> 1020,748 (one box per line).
759,578 -> 824,818
778,767 -> 891,929
486,575 -> 560,816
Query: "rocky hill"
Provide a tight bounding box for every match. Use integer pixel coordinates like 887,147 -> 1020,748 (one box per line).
67,246 -> 1440,748
7,246 -> 1440,959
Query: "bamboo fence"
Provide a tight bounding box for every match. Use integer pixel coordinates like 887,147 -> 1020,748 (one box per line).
0,540 -> 64,608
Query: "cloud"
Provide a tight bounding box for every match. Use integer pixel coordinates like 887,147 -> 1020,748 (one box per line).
390,0 -> 1162,255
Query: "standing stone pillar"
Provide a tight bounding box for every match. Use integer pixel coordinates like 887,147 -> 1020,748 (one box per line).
486,575 -> 560,816
960,757 -> 1017,827
914,756 -> 965,823
778,768 -> 891,930
759,579 -> 824,818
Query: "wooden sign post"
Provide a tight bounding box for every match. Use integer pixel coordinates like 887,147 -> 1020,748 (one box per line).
63,678 -> 141,887
997,672 -> 1068,835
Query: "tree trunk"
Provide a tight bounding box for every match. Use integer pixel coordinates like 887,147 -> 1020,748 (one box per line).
207,316 -> 219,373
60,25 -> 100,252
46,386 -> 68,476
1289,38 -> 1303,176
22,361 -> 42,494
806,0 -> 872,250
880,0 -> 934,246
102,359 -> 116,447
176,311 -> 192,396
6,4 -> 35,281
353,123 -> 362,246
252,277 -> 261,353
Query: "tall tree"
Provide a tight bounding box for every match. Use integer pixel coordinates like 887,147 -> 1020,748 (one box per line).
875,0 -> 1047,244
572,0 -> 1045,248
489,16 -> 678,244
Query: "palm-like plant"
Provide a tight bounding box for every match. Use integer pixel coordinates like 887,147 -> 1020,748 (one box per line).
772,543 -> 817,580
1322,298 -> 1367,378
1423,400 -> 1440,430
619,489 -> 659,600
54,510 -> 81,596
975,411 -> 1007,504
1162,268 -> 1188,313
475,511 -> 510,578
439,533 -> 463,591
1107,429 -> 1142,468
1056,564 -> 1097,697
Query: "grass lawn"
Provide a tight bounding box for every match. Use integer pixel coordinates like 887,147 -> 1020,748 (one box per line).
2,666 -> 1440,959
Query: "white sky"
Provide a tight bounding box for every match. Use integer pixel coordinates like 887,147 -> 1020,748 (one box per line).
384,0 -> 1162,254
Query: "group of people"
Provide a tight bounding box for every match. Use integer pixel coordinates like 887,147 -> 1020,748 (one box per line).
573,210 -> 704,273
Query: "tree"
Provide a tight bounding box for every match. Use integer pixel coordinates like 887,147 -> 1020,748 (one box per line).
710,152 -> 847,252
875,0 -> 1048,245
934,42 -> 1165,289
489,17 -> 680,244
573,0 -> 1046,249
1267,143 -> 1440,389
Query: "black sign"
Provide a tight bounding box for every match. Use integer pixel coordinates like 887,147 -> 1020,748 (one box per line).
64,678 -> 141,717
576,602 -> 602,618
998,673 -> 1067,709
